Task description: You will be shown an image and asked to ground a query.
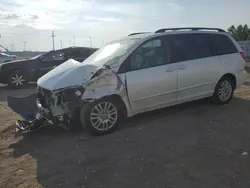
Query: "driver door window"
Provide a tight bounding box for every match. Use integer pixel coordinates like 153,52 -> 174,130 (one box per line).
125,37 -> 177,113
130,39 -> 168,71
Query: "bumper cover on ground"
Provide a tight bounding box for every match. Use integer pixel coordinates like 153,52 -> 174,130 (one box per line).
7,93 -> 38,121
7,93 -> 50,133
7,93 -> 78,133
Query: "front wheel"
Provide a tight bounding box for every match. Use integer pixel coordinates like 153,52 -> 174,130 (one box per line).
80,98 -> 121,135
8,70 -> 28,89
212,77 -> 235,105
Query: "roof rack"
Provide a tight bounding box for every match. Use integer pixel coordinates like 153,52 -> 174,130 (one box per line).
128,32 -> 150,36
155,27 -> 225,33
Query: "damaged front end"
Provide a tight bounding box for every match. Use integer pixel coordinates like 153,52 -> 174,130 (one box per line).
7,59 -> 128,133
7,86 -> 86,133
36,86 -> 86,126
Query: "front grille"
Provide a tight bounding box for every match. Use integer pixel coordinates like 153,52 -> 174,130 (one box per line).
37,87 -> 53,109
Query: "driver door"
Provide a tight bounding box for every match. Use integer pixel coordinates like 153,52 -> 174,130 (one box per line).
34,51 -> 66,80
124,36 -> 177,113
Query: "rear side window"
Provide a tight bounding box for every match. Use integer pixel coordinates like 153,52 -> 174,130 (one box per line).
210,34 -> 238,55
43,51 -> 64,61
69,48 -> 96,59
69,49 -> 86,58
80,48 -> 96,57
170,34 -> 213,63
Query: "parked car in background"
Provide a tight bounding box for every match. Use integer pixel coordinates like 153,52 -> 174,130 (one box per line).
0,47 -> 97,88
0,52 -> 17,63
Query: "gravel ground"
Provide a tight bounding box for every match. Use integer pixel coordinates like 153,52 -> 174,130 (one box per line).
1,76 -> 250,188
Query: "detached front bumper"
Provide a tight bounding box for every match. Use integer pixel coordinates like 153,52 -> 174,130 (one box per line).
7,93 -> 38,121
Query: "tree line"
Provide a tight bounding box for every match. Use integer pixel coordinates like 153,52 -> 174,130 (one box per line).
227,24 -> 250,41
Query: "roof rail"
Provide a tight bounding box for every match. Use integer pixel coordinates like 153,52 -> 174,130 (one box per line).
155,27 -> 225,33
128,32 -> 150,36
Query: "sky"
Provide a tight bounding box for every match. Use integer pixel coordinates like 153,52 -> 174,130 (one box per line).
0,0 -> 250,51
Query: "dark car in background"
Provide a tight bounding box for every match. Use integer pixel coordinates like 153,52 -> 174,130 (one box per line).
0,47 -> 97,88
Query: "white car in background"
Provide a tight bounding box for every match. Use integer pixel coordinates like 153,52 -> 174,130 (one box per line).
0,52 -> 17,63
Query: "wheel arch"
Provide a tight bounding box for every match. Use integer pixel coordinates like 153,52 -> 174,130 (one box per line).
101,94 -> 128,120
3,68 -> 20,83
79,94 -> 128,135
5,68 -> 32,83
218,73 -> 236,89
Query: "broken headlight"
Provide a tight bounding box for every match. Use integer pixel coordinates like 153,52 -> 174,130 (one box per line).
56,87 -> 85,105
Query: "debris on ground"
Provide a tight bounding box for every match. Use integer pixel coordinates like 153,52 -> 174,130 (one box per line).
242,152 -> 248,156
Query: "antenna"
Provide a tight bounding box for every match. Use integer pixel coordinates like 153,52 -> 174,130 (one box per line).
51,31 -> 56,50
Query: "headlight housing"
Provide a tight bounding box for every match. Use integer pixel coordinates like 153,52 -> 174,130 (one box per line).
57,87 -> 85,104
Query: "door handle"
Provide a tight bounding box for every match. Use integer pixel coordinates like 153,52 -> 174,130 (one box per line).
166,68 -> 175,72
177,65 -> 187,70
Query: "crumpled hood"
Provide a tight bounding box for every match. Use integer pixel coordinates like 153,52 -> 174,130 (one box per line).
37,59 -> 98,91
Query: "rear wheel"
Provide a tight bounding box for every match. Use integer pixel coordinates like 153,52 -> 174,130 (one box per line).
8,70 -> 28,89
80,98 -> 122,135
212,76 -> 235,104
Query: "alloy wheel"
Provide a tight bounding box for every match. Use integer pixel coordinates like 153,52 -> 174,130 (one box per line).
218,80 -> 232,102
11,74 -> 25,87
90,102 -> 118,131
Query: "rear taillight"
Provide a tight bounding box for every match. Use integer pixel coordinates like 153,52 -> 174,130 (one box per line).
240,51 -> 247,61
13,56 -> 17,61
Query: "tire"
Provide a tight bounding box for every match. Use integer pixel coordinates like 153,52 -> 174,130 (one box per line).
80,98 -> 123,135
8,70 -> 29,89
211,76 -> 235,105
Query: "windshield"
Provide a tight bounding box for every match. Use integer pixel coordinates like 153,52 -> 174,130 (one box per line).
0,53 -> 8,56
82,39 -> 139,67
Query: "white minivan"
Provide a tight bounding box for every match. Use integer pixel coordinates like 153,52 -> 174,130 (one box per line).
35,27 -> 247,135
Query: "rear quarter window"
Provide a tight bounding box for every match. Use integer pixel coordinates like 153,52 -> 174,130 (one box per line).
210,34 -> 238,55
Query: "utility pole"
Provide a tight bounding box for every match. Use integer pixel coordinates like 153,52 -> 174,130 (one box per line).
73,36 -> 76,47
89,36 -> 92,47
51,31 -> 56,51
12,43 -> 15,51
0,34 -> 10,52
22,41 -> 27,51
60,40 -> 62,48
